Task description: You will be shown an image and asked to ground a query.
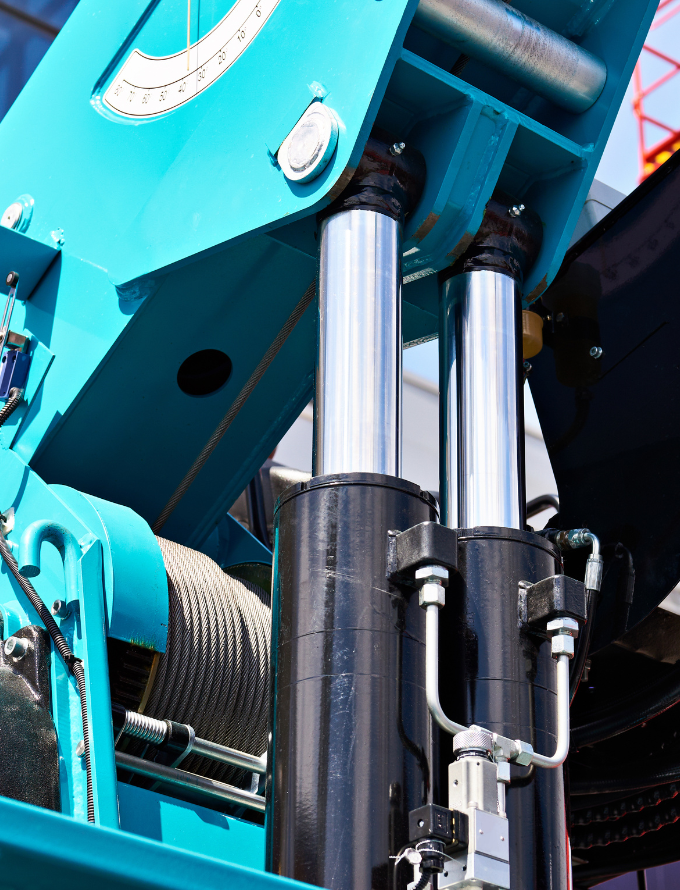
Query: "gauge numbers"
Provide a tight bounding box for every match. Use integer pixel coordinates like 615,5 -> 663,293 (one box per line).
104,0 -> 280,118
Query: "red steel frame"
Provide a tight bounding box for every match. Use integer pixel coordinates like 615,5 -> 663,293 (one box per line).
633,0 -> 680,180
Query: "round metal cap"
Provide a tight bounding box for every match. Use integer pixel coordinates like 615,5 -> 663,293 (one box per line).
1,203 -> 23,231
279,103 -> 338,184
453,727 -> 493,758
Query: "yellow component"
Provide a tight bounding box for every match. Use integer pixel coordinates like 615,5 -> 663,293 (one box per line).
522,310 -> 543,359
656,150 -> 673,165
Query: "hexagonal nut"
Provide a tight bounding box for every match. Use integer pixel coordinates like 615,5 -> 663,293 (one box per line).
546,617 -> 579,638
496,760 -> 512,784
415,564 -> 449,585
551,635 -> 575,658
511,739 -> 534,766
419,581 -> 445,608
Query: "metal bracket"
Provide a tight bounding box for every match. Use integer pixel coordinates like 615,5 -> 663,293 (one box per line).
387,522 -> 458,587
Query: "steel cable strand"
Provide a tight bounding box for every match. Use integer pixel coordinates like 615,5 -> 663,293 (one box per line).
0,534 -> 95,822
0,387 -> 22,428
143,539 -> 270,784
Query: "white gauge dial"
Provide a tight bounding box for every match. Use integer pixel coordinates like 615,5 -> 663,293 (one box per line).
104,0 -> 281,118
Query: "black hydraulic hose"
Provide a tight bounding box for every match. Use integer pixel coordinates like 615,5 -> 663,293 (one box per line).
0,387 -> 22,428
526,493 -> 559,519
571,763 -> 680,796
571,663 -> 680,748
570,587 -> 597,704
0,533 -> 95,822
412,875 -> 430,890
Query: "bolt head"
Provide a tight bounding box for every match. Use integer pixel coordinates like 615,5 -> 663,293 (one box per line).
1,203 -> 23,231
508,204 -> 525,218
75,740 -> 86,758
415,564 -> 449,584
390,141 -> 406,156
547,617 -> 580,637
4,636 -> 29,659
590,346 -> 603,359
51,599 -> 71,619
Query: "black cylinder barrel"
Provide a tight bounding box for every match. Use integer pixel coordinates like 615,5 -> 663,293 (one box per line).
440,527 -> 568,889
267,473 -> 438,890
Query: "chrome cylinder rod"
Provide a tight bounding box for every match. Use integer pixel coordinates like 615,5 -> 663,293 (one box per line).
440,269 -> 524,529
315,208 -> 402,477
414,0 -> 607,114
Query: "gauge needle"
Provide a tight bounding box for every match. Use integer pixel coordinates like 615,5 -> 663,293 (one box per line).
187,0 -> 191,71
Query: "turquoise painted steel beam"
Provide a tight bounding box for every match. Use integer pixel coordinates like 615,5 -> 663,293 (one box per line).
0,795 -> 311,890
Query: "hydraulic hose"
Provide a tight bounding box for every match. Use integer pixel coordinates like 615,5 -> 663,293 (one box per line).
0,532 -> 94,821
570,587 -> 597,703
571,664 -> 680,748
0,387 -> 22,428
571,762 -> 680,796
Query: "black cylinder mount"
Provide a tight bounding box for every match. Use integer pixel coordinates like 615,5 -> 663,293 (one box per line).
438,527 -> 569,890
266,473 -> 438,890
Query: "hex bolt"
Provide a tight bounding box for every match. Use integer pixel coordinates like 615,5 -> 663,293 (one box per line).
416,564 -> 449,608
4,636 -> 29,660
509,204 -> 525,217
590,346 -> 603,359
389,141 -> 406,156
51,599 -> 71,619
546,617 -> 579,659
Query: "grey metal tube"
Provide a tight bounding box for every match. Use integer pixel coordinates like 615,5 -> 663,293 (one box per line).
115,752 -> 266,812
414,0 -> 607,114
440,269 -> 524,529
315,209 -> 402,476
191,737 -> 266,775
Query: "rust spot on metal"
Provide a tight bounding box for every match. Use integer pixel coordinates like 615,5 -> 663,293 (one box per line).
412,211 -> 440,243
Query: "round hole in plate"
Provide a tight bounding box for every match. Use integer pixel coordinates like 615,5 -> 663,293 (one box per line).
177,349 -> 232,396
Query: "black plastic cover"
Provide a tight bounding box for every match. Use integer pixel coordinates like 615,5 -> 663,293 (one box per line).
388,521 -> 458,586
525,574 -> 588,628
530,148 -> 680,650
409,803 -> 455,844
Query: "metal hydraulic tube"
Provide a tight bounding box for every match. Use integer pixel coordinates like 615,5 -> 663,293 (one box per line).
413,0 -> 607,114
315,209 -> 401,476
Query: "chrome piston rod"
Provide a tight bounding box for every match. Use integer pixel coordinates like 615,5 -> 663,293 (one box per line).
414,0 -> 607,113
315,208 -> 402,476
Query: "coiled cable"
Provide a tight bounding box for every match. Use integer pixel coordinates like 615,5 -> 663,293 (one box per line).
140,538 -> 271,784
0,532 -> 94,821
0,387 -> 23,428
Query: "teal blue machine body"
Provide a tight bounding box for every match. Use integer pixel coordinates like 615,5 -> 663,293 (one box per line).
0,0 -> 657,885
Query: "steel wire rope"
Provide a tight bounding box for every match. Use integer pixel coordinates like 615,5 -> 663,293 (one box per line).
142,538 -> 270,784
152,279 -> 316,533
0,533 -> 95,821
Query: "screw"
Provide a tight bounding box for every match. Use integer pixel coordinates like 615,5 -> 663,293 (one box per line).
418,819 -> 425,827
590,346 -> 603,359
500,836 -> 505,842
389,142 -> 406,156
76,740 -> 86,758
523,361 -> 532,380
509,204 -> 525,218
51,599 -> 71,619
4,636 -> 29,660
